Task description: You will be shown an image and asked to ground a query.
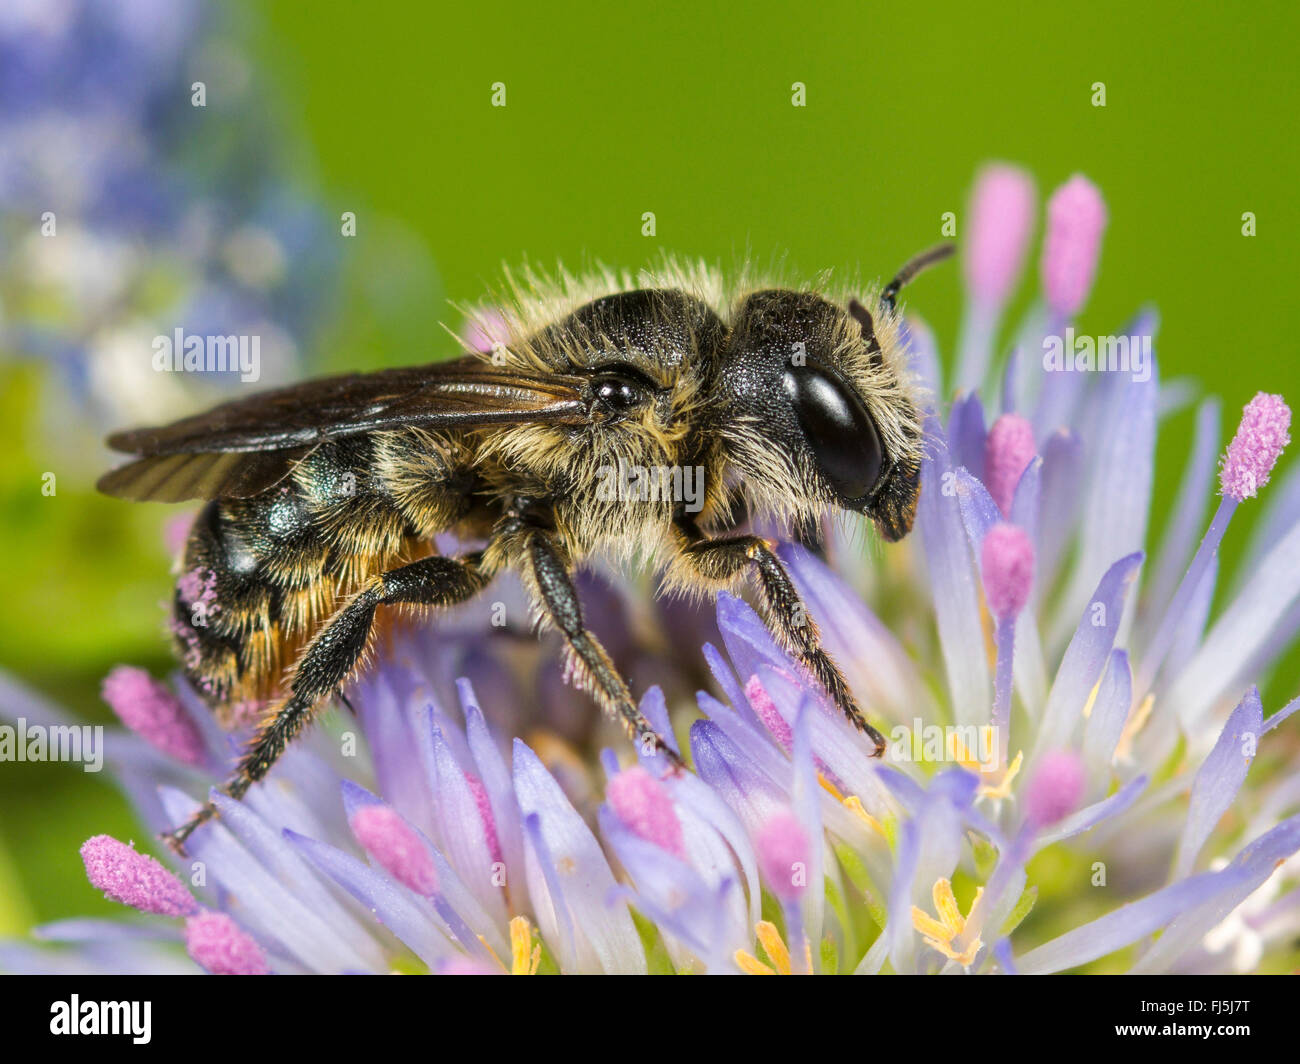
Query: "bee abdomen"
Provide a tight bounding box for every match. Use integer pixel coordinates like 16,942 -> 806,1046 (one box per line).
174,479 -> 343,712
172,500 -> 269,709
171,433 -> 468,716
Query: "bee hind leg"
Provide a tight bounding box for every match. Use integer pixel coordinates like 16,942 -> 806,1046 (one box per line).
162,552 -> 489,854
671,525 -> 887,757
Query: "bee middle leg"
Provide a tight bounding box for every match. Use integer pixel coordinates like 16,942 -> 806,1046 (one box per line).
671,523 -> 887,756
519,524 -> 686,770
162,552 -> 489,852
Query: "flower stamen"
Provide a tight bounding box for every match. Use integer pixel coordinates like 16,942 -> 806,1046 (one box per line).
509,915 -> 541,975
978,750 -> 1024,799
843,795 -> 886,837
911,878 -> 984,967
734,921 -> 813,975
1115,692 -> 1156,761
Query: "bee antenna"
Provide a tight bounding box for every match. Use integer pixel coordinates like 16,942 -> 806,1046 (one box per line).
880,242 -> 955,311
847,298 -> 879,352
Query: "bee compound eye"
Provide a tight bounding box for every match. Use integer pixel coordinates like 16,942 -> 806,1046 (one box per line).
781,364 -> 884,502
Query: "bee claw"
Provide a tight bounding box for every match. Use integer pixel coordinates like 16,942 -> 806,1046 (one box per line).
660,746 -> 688,776
160,830 -> 188,857
161,802 -> 219,856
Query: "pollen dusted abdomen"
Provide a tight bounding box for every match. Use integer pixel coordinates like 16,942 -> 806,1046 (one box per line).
171,431 -> 477,724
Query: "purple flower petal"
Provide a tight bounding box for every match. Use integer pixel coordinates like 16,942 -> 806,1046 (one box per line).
427,719 -> 508,928
1053,325 -> 1157,642
1017,868 -> 1241,974
1080,648 -> 1131,778
1162,553 -> 1218,689
339,780 -> 507,959
1035,552 -> 1143,756
461,686 -> 526,905
1165,519 -> 1300,731
696,690 -> 793,789
1033,774 -> 1147,850
512,740 -> 645,974
790,700 -> 825,944
689,719 -> 785,831
1145,398 -> 1221,622
157,787 -> 374,973
1172,687 -> 1264,879
947,394 -> 987,481
902,315 -> 942,395
1009,455 -> 1042,545
600,811 -> 745,971
353,670 -> 433,833
701,642 -> 759,731
886,816 -> 922,973
1132,813 -> 1300,973
32,919 -> 181,944
286,828 -> 457,968
752,663 -> 885,810
634,685 -> 680,757
955,467 -> 1001,549
916,417 -> 991,727
886,770 -> 976,973
715,592 -> 791,690
1037,428 -> 1084,584
208,791 -> 388,971
659,765 -> 763,929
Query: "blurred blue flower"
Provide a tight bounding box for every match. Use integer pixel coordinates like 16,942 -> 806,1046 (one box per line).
0,0 -> 340,420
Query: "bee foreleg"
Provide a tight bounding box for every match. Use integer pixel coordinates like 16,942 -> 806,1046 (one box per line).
162,552 -> 489,853
671,528 -> 887,756
521,527 -> 686,771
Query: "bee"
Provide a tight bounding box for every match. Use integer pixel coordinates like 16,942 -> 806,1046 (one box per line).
99,244 -> 953,851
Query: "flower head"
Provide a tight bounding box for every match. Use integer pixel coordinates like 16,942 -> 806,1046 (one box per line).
101,666 -> 207,767
1023,751 -> 1086,828
964,164 -> 1036,308
1220,392 -> 1291,501
80,835 -> 198,918
980,523 -> 1035,620
1041,174 -> 1107,317
349,805 -> 439,895
756,811 -> 811,904
5,163 -> 1300,978
185,913 -> 270,976
606,766 -> 686,859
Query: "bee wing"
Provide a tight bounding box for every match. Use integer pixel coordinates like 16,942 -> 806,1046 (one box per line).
96,448 -> 319,503
98,356 -> 588,503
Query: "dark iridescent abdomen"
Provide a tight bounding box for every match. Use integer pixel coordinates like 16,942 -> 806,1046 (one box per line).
170,431 -> 474,720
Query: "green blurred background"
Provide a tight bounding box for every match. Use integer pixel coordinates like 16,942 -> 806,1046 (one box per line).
1,0 -> 1297,937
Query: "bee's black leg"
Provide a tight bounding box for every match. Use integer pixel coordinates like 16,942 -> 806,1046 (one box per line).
163,552 -> 489,853
521,526 -> 686,770
671,525 -> 887,756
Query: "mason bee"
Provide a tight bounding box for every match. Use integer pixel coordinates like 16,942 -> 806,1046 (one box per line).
99,244 -> 953,851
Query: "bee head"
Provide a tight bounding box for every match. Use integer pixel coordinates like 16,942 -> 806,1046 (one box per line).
720,246 -> 950,541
